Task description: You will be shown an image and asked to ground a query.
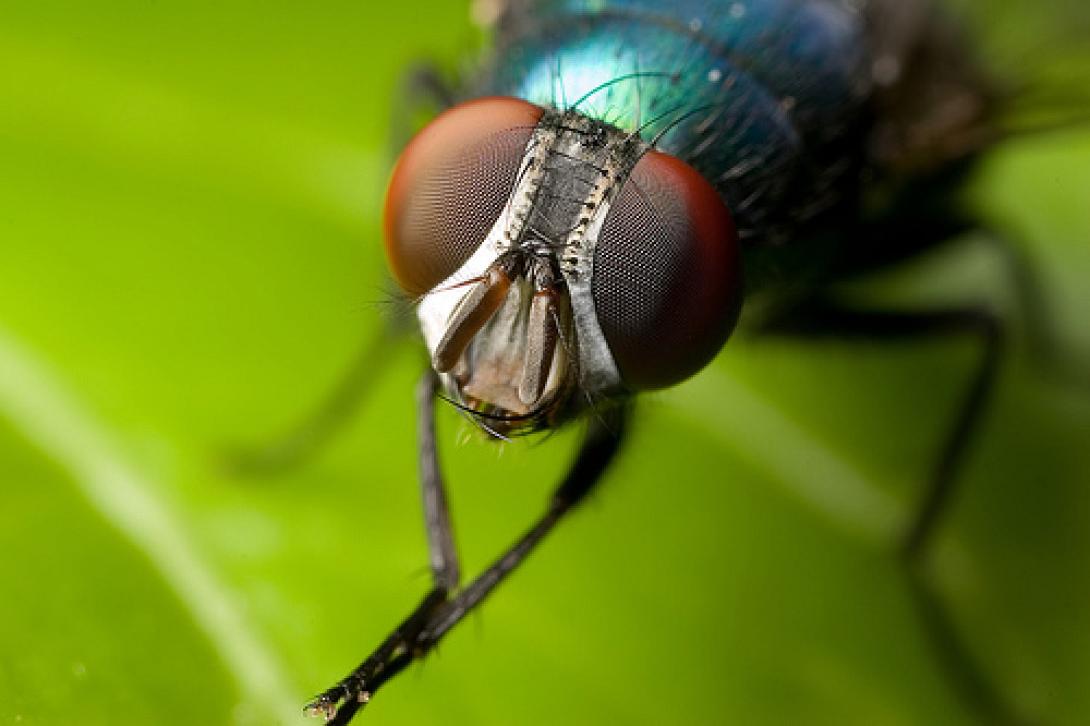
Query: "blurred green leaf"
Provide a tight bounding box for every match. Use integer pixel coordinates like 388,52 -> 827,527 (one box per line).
1,2 -> 1088,726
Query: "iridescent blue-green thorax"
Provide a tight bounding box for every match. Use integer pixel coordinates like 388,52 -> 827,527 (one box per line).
472,0 -> 873,249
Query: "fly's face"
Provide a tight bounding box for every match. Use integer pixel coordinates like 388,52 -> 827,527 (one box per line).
384,97 -> 743,435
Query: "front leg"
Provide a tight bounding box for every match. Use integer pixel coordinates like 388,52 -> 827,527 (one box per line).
306,370 -> 460,721
307,587 -> 448,723
307,372 -> 629,724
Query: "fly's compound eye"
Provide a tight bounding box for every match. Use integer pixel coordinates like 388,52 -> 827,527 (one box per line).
384,97 -> 544,296
593,150 -> 742,390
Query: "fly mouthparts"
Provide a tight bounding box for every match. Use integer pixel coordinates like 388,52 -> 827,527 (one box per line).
518,288 -> 560,406
432,265 -> 512,373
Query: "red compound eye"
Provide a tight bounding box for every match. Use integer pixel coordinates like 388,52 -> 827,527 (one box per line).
592,149 -> 742,390
384,96 -> 544,296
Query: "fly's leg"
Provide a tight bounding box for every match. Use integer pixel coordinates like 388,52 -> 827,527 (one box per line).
417,372 -> 461,592
417,399 -> 628,646
765,303 -> 1003,557
983,233 -> 1081,388
305,371 -> 461,721
227,318 -> 410,475
761,301 -> 1024,726
228,65 -> 455,477
306,371 -> 628,724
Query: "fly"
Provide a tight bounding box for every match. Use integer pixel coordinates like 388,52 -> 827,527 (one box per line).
234,1 -> 1074,723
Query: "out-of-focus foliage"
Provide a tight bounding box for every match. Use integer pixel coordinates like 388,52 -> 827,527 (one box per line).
1,2 -> 1088,725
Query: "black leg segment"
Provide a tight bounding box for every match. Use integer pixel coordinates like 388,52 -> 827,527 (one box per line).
761,298 -> 1022,724
423,403 -> 628,646
761,300 -> 1003,557
306,379 -> 629,723
418,371 -> 461,591
228,319 -> 410,476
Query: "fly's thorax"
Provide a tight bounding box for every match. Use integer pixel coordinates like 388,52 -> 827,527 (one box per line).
416,108 -> 649,434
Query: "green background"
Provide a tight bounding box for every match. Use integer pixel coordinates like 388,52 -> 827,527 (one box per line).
1,2 -> 1088,725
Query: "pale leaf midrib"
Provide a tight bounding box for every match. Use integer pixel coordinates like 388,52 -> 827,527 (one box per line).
0,324 -> 302,725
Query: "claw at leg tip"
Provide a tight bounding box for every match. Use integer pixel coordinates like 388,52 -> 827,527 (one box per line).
303,697 -> 337,722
